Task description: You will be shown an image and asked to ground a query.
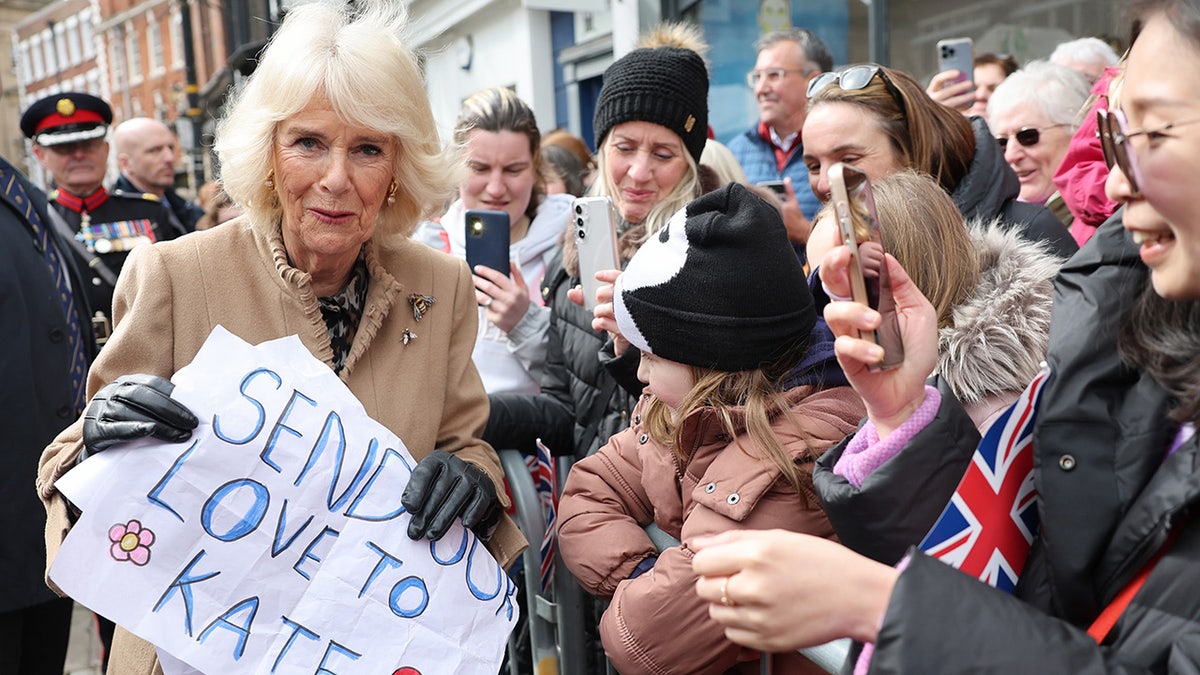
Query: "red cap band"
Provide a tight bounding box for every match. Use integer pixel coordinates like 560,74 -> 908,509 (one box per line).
34,108 -> 105,134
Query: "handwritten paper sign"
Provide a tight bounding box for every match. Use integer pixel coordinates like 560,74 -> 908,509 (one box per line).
52,326 -> 517,674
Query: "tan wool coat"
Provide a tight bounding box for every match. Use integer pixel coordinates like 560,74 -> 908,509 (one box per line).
36,217 -> 527,675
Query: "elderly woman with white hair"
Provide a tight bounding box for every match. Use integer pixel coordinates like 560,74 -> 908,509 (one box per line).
1050,36 -> 1121,84
987,60 -> 1092,226
36,3 -> 525,672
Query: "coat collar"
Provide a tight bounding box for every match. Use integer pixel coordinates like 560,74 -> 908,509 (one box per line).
262,221 -> 404,378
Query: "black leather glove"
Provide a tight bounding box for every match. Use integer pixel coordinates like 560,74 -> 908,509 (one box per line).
81,374 -> 199,459
401,449 -> 502,542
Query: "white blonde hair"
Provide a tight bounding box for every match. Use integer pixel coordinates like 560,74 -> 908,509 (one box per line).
214,0 -> 459,237
987,60 -> 1092,130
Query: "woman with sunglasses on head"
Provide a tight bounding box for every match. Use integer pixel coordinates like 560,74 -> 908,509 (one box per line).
987,61 -> 1093,227
692,0 -> 1200,671
802,63 -> 1080,259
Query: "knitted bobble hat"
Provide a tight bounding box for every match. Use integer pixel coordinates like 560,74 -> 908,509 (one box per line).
614,183 -> 816,371
593,46 -> 709,164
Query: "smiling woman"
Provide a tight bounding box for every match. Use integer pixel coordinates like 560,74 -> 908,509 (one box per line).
36,3 -> 527,673
801,64 -> 1079,258
986,61 -> 1092,222
272,102 -> 398,294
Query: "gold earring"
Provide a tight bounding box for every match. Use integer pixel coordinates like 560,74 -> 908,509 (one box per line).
265,170 -> 274,189
386,179 -> 397,205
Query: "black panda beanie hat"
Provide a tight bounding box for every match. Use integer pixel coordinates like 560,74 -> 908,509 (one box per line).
613,183 -> 816,371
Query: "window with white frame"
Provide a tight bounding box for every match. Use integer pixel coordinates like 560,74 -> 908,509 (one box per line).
42,29 -> 57,74
127,21 -> 142,84
67,18 -> 81,65
31,37 -> 44,80
18,42 -> 32,83
81,10 -> 96,59
171,6 -> 184,68
149,17 -> 164,74
54,23 -> 67,70
109,35 -> 124,85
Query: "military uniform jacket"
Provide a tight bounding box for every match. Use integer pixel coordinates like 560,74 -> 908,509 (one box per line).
47,187 -> 183,338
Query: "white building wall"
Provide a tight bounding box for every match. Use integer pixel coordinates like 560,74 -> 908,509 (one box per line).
412,0 -> 563,141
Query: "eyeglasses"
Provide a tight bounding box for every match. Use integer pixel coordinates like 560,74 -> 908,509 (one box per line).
1098,107 -> 1200,194
994,125 -> 1069,151
746,68 -> 806,88
806,65 -> 883,99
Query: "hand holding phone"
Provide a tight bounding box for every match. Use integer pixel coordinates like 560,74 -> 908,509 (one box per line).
828,163 -> 903,371
571,196 -> 621,311
936,37 -> 975,86
464,209 -> 511,278
934,37 -> 975,112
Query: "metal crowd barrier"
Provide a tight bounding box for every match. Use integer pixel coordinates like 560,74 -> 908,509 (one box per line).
498,449 -> 559,674
498,450 -> 593,674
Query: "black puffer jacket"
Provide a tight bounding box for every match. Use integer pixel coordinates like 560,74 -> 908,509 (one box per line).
833,211 -> 1200,672
952,116 -> 1079,259
485,247 -> 640,458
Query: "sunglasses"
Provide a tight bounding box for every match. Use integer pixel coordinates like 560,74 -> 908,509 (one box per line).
994,125 -> 1069,151
806,65 -> 884,99
1097,107 -> 1200,194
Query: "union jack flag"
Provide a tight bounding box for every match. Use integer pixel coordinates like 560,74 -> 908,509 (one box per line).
526,439 -> 559,596
918,369 -> 1050,593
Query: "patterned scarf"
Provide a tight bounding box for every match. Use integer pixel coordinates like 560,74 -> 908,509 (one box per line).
317,251 -> 369,373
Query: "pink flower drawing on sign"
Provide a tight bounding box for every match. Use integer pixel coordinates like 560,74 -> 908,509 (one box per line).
109,520 -> 155,566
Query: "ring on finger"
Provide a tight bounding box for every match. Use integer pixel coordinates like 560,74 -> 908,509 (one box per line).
720,577 -> 735,607
483,298 -> 494,308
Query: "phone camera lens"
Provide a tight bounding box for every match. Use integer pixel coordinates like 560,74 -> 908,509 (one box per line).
576,227 -> 586,240
575,204 -> 583,215
576,217 -> 584,227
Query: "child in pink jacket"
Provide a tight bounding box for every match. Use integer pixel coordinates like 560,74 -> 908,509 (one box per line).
558,184 -> 864,674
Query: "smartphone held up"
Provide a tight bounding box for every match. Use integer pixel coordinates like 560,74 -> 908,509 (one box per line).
936,37 -> 975,86
464,209 -> 511,278
571,196 -> 621,311
828,162 -> 904,371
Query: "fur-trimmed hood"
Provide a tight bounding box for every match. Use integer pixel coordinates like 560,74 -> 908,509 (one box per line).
938,219 -> 1063,407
